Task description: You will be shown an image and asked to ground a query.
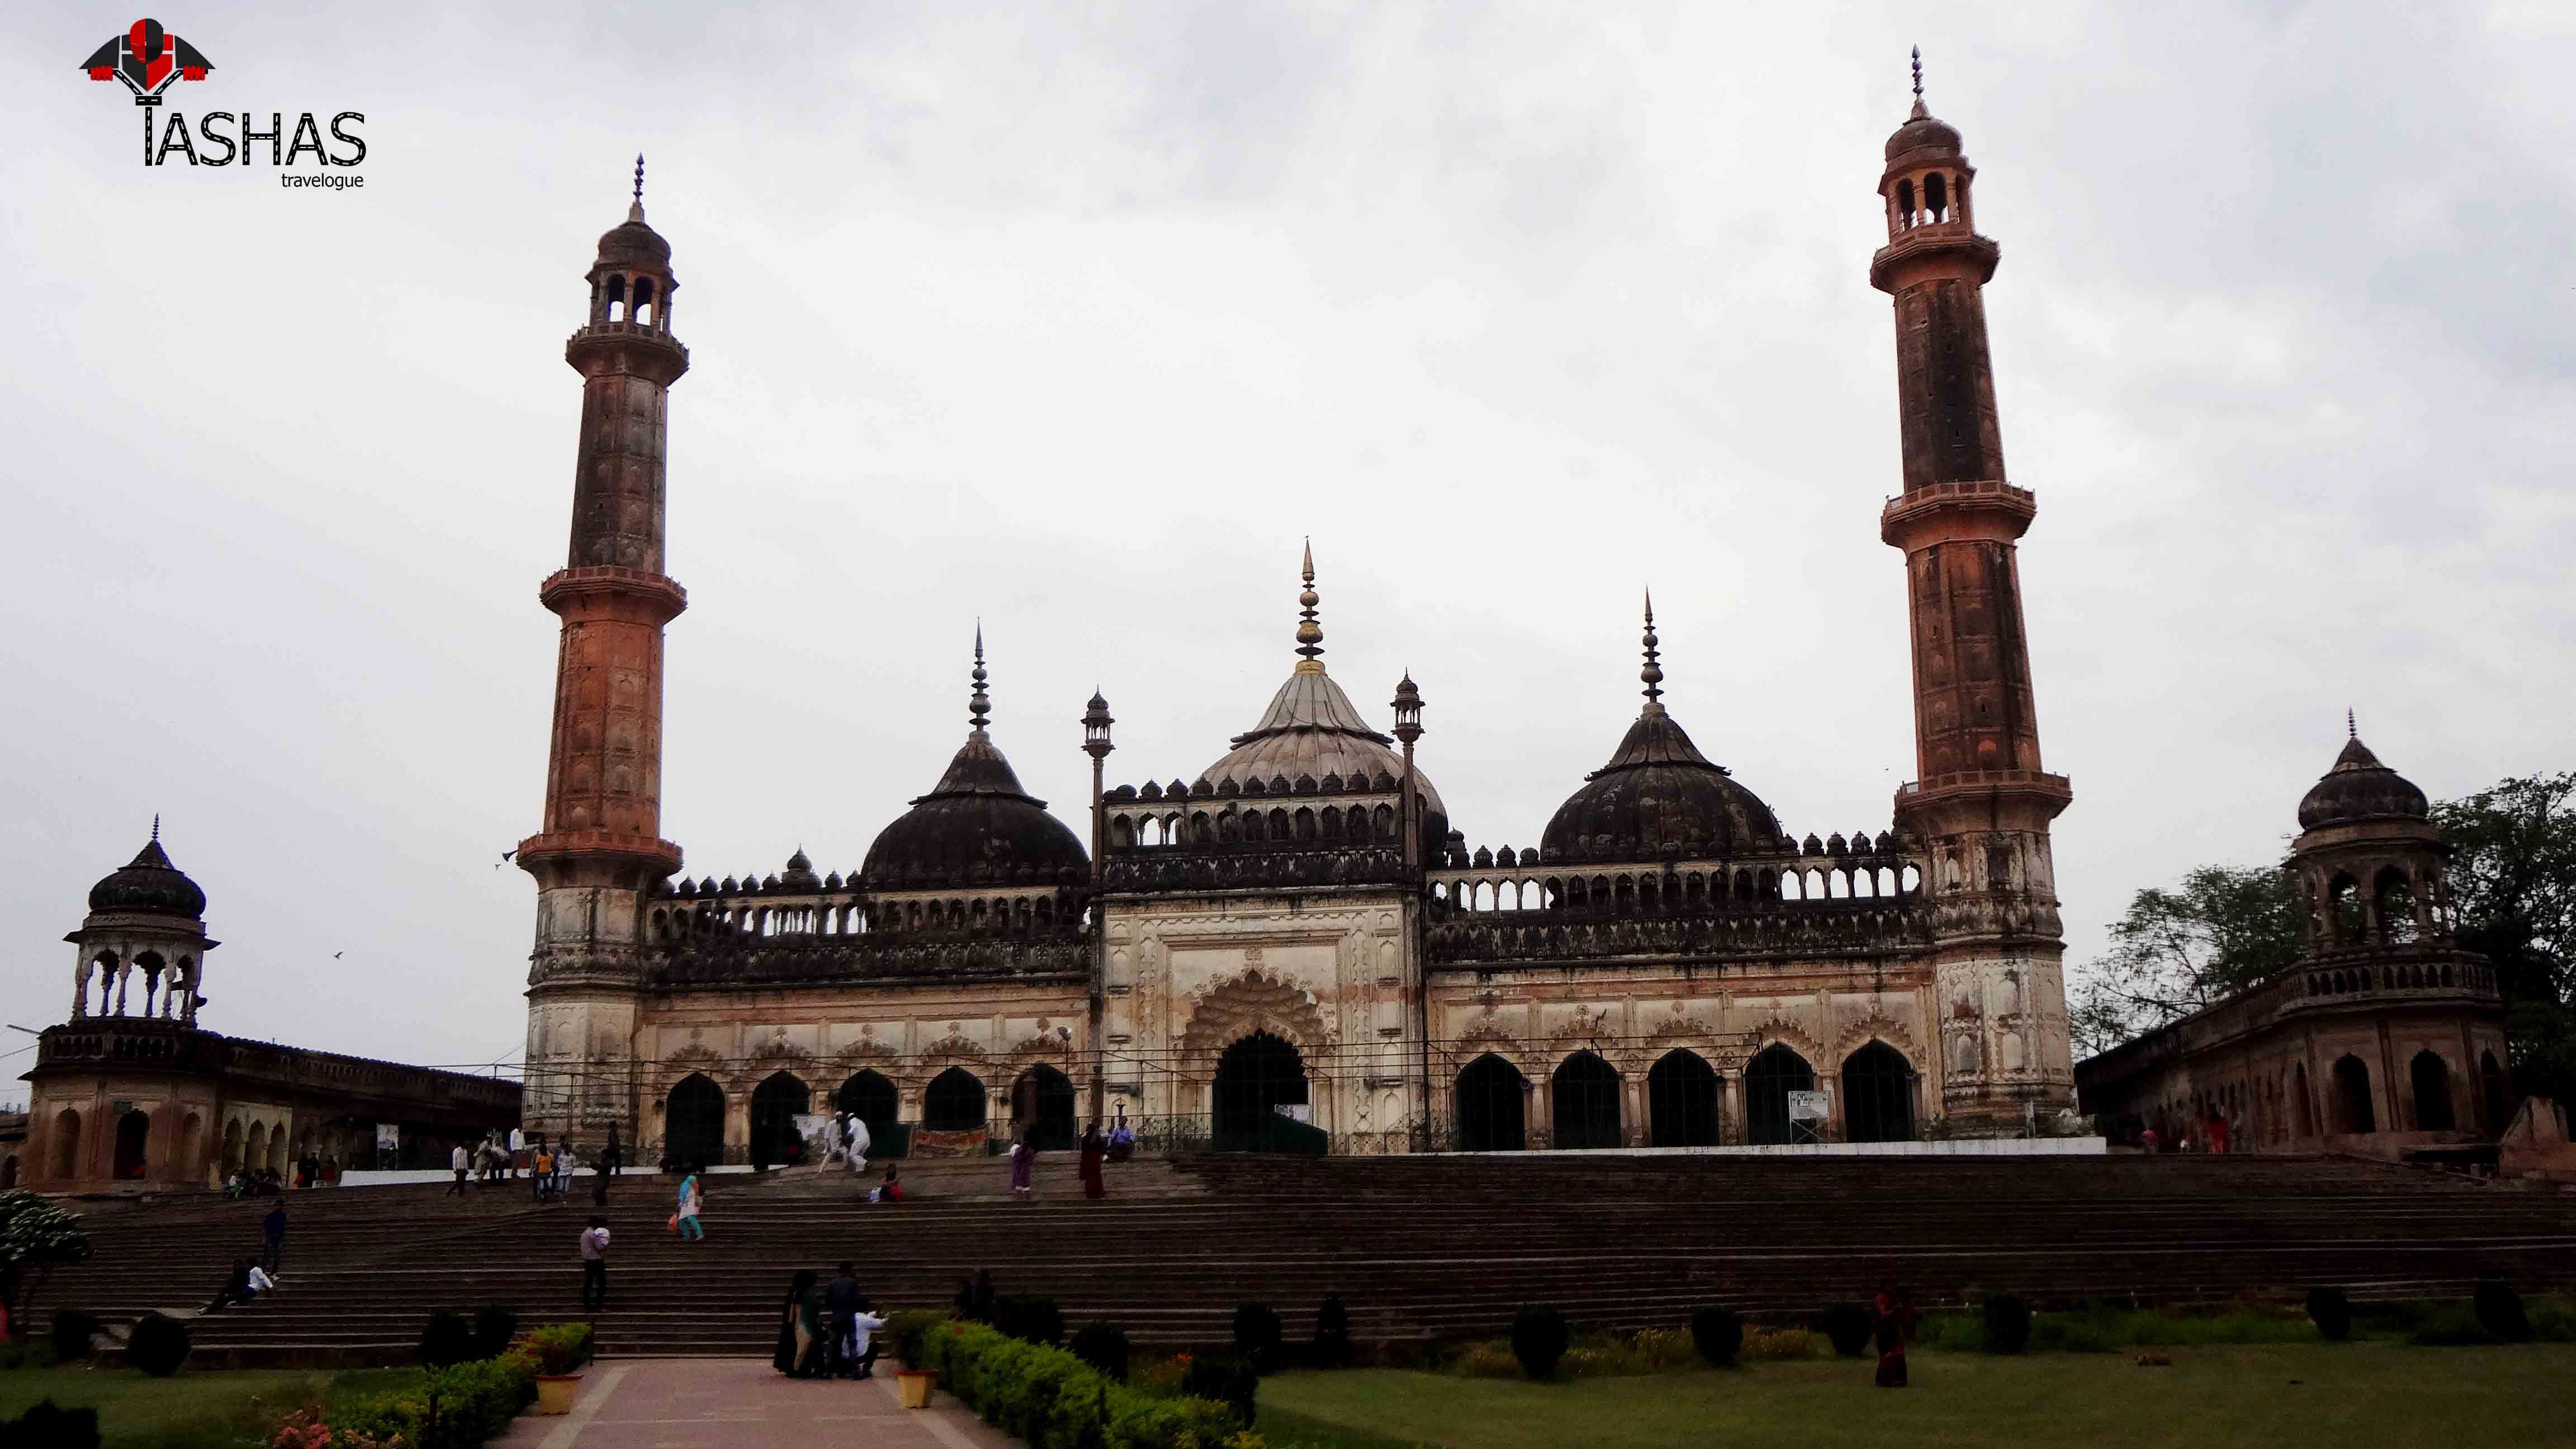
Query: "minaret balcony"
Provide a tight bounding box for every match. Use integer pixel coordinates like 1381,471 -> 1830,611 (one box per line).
564,323 -> 689,382
1869,225 -> 1999,291
538,566 -> 688,622
1879,479 -> 2036,548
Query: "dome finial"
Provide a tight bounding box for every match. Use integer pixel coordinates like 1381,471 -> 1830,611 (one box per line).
2347,706 -> 2357,741
151,812 -> 160,842
1294,538 -> 1324,671
1640,589 -> 1665,713
1909,45 -> 1931,120
969,622 -> 991,733
628,153 -> 646,222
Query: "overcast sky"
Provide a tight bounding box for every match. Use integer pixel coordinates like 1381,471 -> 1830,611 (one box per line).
2,3 -> 2569,1088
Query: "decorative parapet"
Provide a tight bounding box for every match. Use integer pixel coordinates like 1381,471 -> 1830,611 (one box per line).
1426,898 -> 1934,968
31,1020 -> 518,1112
650,935 -> 1089,988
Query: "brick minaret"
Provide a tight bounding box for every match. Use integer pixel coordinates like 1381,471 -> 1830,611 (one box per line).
518,159 -> 689,1143
1872,56 -> 2075,1128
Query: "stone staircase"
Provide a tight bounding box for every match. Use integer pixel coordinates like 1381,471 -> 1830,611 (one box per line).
28,1152 -> 2576,1366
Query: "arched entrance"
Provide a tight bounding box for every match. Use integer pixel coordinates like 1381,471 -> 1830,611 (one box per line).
244,1122 -> 269,1176
665,1073 -> 726,1169
112,1110 -> 151,1180
749,1071 -> 811,1168
1456,1053 -> 1527,1152
923,1068 -> 987,1132
1551,1051 -> 1623,1149
49,1109 -> 82,1181
220,1117 -> 243,1176
2410,1051 -> 2455,1131
1744,1044 -> 1817,1145
1648,1049 -> 1721,1147
837,1069 -> 900,1145
1012,1064 -> 1078,1150
1841,1041 -> 1917,1143
2332,1055 -> 2376,1133
1213,1032 -> 1309,1143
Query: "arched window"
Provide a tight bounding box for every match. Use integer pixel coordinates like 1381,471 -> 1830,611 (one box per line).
112,1109 -> 151,1180
2409,1050 -> 2455,1132
2329,875 -> 2364,945
924,1068 -> 988,1132
750,1071 -> 810,1167
1551,1051 -> 1622,1150
1896,178 -> 1916,225
1214,1032 -> 1308,1143
2376,869 -> 2418,944
1456,1054 -> 1526,1152
2331,1055 -> 2375,1133
665,1073 -> 726,1169
1744,1044 -> 1817,1145
1648,1049 -> 1721,1147
838,1069 -> 899,1144
49,1109 -> 83,1181
1012,1064 -> 1079,1150
1925,172 -> 1948,222
1841,1041 -> 1916,1143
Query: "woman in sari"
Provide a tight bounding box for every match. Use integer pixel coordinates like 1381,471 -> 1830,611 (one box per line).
1872,1279 -> 1914,1388
774,1269 -> 819,1375
1078,1120 -> 1107,1200
1008,1132 -> 1035,1199
676,1169 -> 705,1241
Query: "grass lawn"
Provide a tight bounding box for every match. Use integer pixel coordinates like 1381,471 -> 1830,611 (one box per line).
1257,1342 -> 2576,1449
0,1365 -> 418,1449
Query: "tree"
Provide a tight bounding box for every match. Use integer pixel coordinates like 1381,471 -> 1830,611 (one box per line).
2431,771 -> 2576,1103
2070,865 -> 2304,1057
0,1190 -> 93,1330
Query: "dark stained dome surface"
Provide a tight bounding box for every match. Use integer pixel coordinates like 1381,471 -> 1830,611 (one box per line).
861,636 -> 1087,890
2296,732 -> 2431,831
88,836 -> 207,917
1541,706 -> 1785,863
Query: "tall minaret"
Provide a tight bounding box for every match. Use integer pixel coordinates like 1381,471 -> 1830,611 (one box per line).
1871,55 -> 2075,1128
517,158 -> 690,1143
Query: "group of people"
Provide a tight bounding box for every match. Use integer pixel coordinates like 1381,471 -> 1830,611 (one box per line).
774,1262 -> 890,1379
204,1201 -> 290,1314
450,1125 -> 627,1202
1007,1116 -> 1125,1201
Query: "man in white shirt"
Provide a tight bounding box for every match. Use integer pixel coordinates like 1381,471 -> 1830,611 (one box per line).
579,1216 -> 610,1310
846,1115 -> 870,1174
246,1263 -> 277,1298
846,1298 -> 888,1378
448,1143 -> 470,1196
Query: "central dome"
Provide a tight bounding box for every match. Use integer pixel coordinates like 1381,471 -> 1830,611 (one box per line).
1540,603 -> 1783,864
2296,724 -> 2431,831
860,637 -> 1088,890
88,831 -> 207,918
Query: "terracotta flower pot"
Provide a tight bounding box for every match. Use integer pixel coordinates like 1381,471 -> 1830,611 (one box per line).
896,1369 -> 935,1409
536,1372 -> 583,1414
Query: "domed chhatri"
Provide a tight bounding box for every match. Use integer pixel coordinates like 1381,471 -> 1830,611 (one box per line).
1885,45 -> 1963,160
860,629 -> 1088,890
2296,714 -> 2432,831
87,821 -> 207,918
1542,596 -> 1784,863
1198,545 -> 1446,815
595,154 -> 671,267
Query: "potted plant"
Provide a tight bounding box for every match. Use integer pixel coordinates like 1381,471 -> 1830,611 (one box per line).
889,1310 -> 941,1409
526,1323 -> 594,1414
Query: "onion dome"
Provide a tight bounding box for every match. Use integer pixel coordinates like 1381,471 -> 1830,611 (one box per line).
88,821 -> 206,917
780,848 -> 820,891
1541,596 -> 1783,863
595,156 -> 671,267
862,629 -> 1088,889
1196,546 -> 1445,815
2296,715 -> 2431,831
1885,48 -> 1963,160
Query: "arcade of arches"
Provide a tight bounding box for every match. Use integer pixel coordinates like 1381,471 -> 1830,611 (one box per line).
1451,1039 -> 1922,1152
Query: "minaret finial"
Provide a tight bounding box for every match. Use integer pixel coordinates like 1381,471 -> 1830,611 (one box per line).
627,154 -> 647,222
1640,589 -> 1665,712
151,812 -> 160,842
969,622 -> 991,732
1909,45 -> 1929,119
1294,539 -> 1324,670
2347,707 -> 2356,741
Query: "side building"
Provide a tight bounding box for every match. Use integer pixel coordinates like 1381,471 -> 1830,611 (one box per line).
2075,728 -> 2513,1153
21,831 -> 519,1192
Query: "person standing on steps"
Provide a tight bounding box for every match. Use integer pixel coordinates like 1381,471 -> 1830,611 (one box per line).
1078,1119 -> 1106,1201
260,1200 -> 287,1273
448,1142 -> 471,1197
675,1167 -> 705,1242
823,1261 -> 861,1376
1008,1127 -> 1035,1199
579,1215 -> 610,1311
603,1121 -> 623,1178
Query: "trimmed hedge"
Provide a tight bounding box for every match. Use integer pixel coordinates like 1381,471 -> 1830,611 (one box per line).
919,1317 -> 1241,1449
50,1310 -> 101,1363
2307,1286 -> 2353,1341
1232,1303 -> 1282,1371
525,1322 -> 595,1375
1982,1294 -> 2033,1355
1510,1306 -> 1569,1380
126,1313 -> 190,1377
1070,1321 -> 1130,1382
1819,1303 -> 1872,1358
4,1399 -> 100,1449
1690,1306 -> 1744,1367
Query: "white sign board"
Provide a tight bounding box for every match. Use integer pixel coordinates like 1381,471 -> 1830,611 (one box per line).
375,1123 -> 400,1153
1786,1090 -> 1831,1122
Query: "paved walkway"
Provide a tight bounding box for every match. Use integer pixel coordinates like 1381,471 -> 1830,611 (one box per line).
491,1358 -> 1018,1449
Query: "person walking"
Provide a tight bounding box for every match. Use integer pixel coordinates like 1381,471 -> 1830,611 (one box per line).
823,1261 -> 861,1376
261,1201 -> 287,1273
1872,1279 -> 1915,1388
508,1126 -> 526,1178
579,1215 -> 611,1311
531,1138 -> 555,1202
556,1142 -> 580,1201
1008,1131 -> 1035,1200
848,1113 -> 870,1175
603,1122 -> 623,1178
675,1169 -> 705,1242
1078,1119 -> 1107,1201
774,1269 -> 821,1376
448,1142 -> 471,1197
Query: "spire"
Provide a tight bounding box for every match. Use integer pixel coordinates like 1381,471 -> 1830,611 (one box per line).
969,622 -> 991,733
151,812 -> 160,841
1294,539 -> 1324,671
2347,707 -> 2357,741
628,153 -> 646,223
1909,45 -> 1928,119
1640,589 -> 1665,714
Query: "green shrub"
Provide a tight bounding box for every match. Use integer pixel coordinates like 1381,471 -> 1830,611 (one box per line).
1181,1352 -> 1258,1426
1510,1306 -> 1569,1380
1313,1294 -> 1352,1368
2474,1277 -> 2531,1342
49,1309 -> 101,1363
328,1344 -> 538,1448
992,1295 -> 1064,1348
2409,1305 -> 2496,1346
419,1310 -> 476,1368
886,1308 -> 947,1370
3,1398 -> 100,1449
1982,1294 -> 2032,1354
1233,1303 -> 1283,1371
126,1312 -> 190,1377
524,1322 -> 594,1375
1818,1303 -> 1872,1357
1740,1325 -> 1822,1361
918,1319 -> 1238,1449
0,1336 -> 59,1372
1070,1321 -> 1130,1382
470,1305 -> 519,1361
2307,1287 -> 2353,1341
1688,1307 -> 1743,1366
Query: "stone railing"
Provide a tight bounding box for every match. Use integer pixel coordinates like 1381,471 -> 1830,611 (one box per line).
1100,845 -> 1413,895
1426,898 -> 1934,967
652,934 -> 1090,988
33,1020 -> 518,1112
